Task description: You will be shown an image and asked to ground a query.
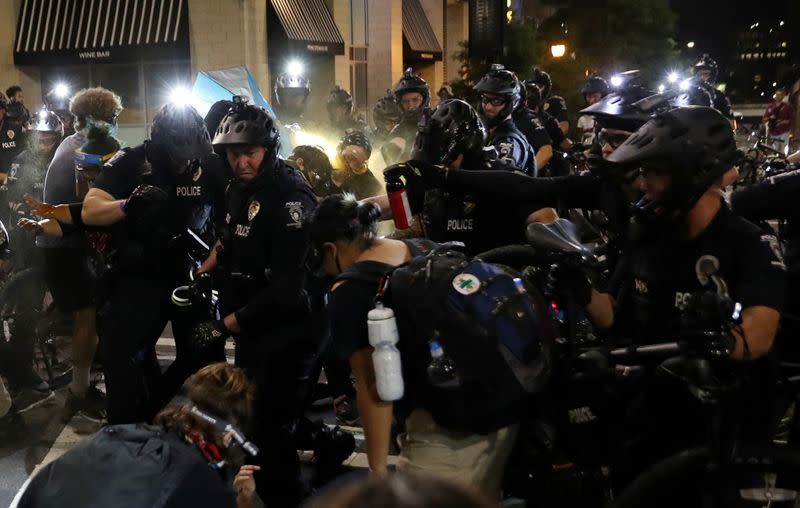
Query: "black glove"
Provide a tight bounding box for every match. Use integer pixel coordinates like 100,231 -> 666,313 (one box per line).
191,319 -> 229,351
187,272 -> 214,306
123,184 -> 168,221
545,262 -> 593,306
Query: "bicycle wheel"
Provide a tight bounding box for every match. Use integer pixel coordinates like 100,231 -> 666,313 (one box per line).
612,443 -> 800,508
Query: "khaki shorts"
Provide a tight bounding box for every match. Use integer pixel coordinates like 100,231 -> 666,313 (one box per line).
397,408 -> 519,498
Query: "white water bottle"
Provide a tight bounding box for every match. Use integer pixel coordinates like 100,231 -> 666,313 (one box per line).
367,302 -> 405,401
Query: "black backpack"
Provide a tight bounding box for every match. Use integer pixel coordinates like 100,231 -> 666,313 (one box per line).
337,239 -> 553,434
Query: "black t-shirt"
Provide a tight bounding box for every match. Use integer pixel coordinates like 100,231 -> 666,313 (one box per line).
513,107 -> 553,153
329,269 -> 381,361
486,118 -> 536,176
610,203 -> 785,343
341,170 -> 383,200
220,161 -> 317,341
713,89 -> 734,119
93,143 -> 228,277
544,96 -> 568,123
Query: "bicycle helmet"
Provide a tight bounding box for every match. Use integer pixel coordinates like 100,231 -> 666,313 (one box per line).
213,96 -> 280,150
581,76 -> 610,97
474,64 -> 522,127
580,84 -> 657,132
338,129 -> 372,159
150,103 -> 212,161
274,72 -> 311,107
529,68 -> 552,98
411,98 -> 486,165
522,80 -> 542,110
327,86 -> 353,116
372,91 -> 402,134
608,106 -> 738,216
31,109 -> 64,136
694,54 -> 719,83
393,68 -> 431,118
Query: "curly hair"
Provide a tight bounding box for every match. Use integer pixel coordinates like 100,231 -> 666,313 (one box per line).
69,87 -> 123,131
154,363 -> 256,451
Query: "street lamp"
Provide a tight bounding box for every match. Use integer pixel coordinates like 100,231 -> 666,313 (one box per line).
551,43 -> 566,58
687,41 -> 695,48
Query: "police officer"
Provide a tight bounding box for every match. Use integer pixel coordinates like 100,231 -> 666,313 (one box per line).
577,76 -> 611,144
381,99 -> 537,254
0,110 -> 63,414
474,65 -> 536,175
0,94 -> 26,186
514,81 -> 557,174
382,68 -> 431,165
529,67 -> 570,136
274,71 -> 312,128
81,103 -> 227,425
572,107 -> 784,483
326,86 -> 367,136
198,97 -> 318,506
693,54 -> 735,128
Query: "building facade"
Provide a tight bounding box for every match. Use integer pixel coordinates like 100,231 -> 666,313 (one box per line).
1,0 -> 468,145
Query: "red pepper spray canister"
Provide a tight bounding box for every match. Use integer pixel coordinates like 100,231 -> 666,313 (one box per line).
386,174 -> 413,229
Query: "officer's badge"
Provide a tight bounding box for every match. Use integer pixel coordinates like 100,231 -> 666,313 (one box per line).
462,200 -> 476,215
6,130 -> 14,140
285,201 -> 304,229
498,142 -> 513,158
192,166 -> 203,182
248,200 -> 261,222
9,164 -> 18,179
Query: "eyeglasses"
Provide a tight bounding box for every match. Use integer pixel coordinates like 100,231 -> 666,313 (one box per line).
480,95 -> 507,107
597,130 -> 630,149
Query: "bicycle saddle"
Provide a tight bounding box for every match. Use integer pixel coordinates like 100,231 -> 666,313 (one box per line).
526,218 -> 593,257
657,356 -> 740,396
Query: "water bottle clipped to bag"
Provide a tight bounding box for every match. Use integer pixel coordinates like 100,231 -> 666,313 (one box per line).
367,302 -> 405,401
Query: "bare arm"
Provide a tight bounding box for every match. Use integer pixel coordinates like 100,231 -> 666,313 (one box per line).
730,305 -> 779,360
585,290 -> 615,330
350,348 -> 393,474
360,194 -> 392,221
535,145 -> 553,170
82,187 -> 126,226
197,240 -> 222,275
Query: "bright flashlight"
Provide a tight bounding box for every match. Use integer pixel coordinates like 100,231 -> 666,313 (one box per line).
53,83 -> 69,98
610,75 -> 623,88
667,72 -> 679,83
169,86 -> 193,107
658,84 -> 666,93
679,79 -> 691,91
287,60 -> 304,77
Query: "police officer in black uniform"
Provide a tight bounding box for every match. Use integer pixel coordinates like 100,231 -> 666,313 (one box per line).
198,97 -> 317,507
474,65 -> 536,175
693,54 -> 735,127
513,81 -> 554,170
0,110 -> 63,411
326,86 -> 367,137
530,67 -> 570,136
382,69 -> 431,165
81,103 -> 227,425
0,95 -> 27,189
382,99 -> 537,254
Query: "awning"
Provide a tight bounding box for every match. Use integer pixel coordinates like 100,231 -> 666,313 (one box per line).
402,0 -> 442,62
14,0 -> 190,66
269,0 -> 344,56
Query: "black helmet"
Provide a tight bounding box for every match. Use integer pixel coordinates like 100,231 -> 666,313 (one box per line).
0,94 -> 7,110
608,106 -> 738,215
522,80 -> 542,109
274,72 -> 311,107
529,68 -> 552,98
474,64 -> 522,127
693,54 -> 719,83
338,129 -> 372,158
672,81 -> 714,108
326,86 -> 353,114
213,96 -> 280,150
31,109 -> 64,136
5,101 -> 27,121
372,91 -> 402,134
579,84 -> 657,132
582,76 -> 610,97
411,98 -> 486,165
150,103 -> 212,161
393,68 -> 431,117
204,100 -> 235,139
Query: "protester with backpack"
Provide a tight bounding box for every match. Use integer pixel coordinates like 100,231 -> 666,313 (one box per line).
307,194 -> 553,498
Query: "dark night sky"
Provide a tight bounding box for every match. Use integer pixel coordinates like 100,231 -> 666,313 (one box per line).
669,0 -> 792,47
